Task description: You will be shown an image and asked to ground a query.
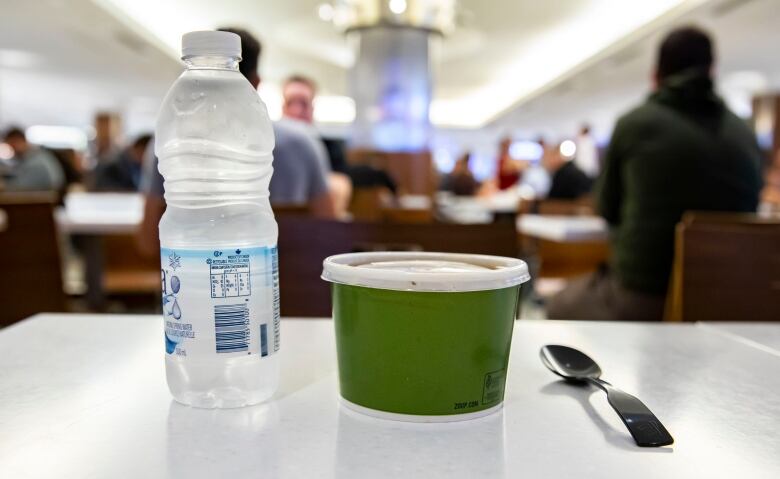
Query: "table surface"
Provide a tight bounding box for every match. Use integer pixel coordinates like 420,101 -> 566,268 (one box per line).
56,192 -> 143,234
436,192 -> 521,224
699,322 -> 780,355
1,315 -> 779,479
517,214 -> 609,242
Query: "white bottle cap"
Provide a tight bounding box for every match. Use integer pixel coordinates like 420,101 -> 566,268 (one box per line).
181,31 -> 242,60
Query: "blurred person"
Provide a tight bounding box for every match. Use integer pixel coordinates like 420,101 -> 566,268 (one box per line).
496,137 -> 522,190
45,147 -> 85,203
548,26 -> 763,321
87,112 -> 121,168
282,76 -> 398,201
45,147 -> 84,191
543,142 -> 593,200
511,136 -> 554,198
1,126 -> 64,192
321,137 -> 349,174
574,124 -> 600,178
320,127 -> 397,198
282,75 -> 316,124
138,28 -> 336,256
281,74 -> 352,217
92,133 -> 151,191
440,152 -> 479,196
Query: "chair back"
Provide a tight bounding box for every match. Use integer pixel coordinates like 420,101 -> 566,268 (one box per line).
349,186 -> 391,221
277,218 -> 519,317
666,212 -> 780,321
0,192 -> 66,326
102,234 -> 160,295
531,197 -> 595,216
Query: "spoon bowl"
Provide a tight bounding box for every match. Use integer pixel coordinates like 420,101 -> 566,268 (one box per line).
540,344 -> 674,447
540,345 -> 602,381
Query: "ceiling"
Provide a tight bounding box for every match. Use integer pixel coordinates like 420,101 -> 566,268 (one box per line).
491,0 -> 780,141
98,0 -> 703,127
0,0 -> 180,137
0,0 -> 778,143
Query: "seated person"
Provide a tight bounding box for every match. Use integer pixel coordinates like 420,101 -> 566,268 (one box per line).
1,127 -> 64,192
321,137 -> 349,174
270,119 -> 334,209
281,74 -> 351,217
440,153 -> 479,196
543,144 -> 593,200
496,137 -> 523,190
323,137 -> 398,198
92,134 -> 152,191
45,147 -> 84,192
547,26 -> 763,321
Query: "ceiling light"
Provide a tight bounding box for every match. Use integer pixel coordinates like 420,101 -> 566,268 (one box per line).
25,125 -> 88,150
318,3 -> 334,22
389,0 -> 407,15
314,95 -> 356,124
559,140 -> 577,158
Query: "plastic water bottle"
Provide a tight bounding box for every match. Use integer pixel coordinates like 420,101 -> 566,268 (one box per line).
155,31 -> 279,408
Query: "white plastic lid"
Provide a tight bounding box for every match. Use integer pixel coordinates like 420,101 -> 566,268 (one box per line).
181,31 -> 241,60
322,252 -> 530,292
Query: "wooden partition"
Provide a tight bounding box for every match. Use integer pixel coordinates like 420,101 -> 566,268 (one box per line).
101,235 -> 160,295
347,149 -> 436,197
277,218 -> 519,317
0,193 -> 66,326
666,212 -> 780,322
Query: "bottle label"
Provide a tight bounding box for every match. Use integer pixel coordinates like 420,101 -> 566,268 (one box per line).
160,246 -> 280,358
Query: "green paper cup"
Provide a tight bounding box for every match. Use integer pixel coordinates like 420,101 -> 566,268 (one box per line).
322,252 -> 530,422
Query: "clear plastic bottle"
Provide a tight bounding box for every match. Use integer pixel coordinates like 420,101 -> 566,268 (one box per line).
155,31 -> 279,408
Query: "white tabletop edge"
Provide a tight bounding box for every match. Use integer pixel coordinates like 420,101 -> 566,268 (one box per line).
695,322 -> 780,357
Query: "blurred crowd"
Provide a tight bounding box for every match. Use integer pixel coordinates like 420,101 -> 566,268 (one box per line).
2,24 -> 779,322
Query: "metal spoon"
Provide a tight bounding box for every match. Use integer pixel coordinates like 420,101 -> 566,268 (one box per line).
540,344 -> 674,447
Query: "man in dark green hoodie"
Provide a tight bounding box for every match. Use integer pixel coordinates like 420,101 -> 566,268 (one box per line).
548,26 -> 763,321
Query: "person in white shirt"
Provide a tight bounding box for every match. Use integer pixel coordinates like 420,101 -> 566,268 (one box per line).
574,125 -> 600,179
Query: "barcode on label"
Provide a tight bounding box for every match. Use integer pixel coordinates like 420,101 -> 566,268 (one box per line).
271,247 -> 280,353
214,304 -> 249,354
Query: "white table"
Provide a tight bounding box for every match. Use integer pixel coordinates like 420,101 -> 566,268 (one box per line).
54,192 -> 145,306
55,192 -> 144,235
1,315 -> 779,479
436,192 -> 522,224
699,322 -> 780,356
518,214 -> 609,242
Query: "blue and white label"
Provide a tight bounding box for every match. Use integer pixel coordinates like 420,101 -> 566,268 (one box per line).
160,246 -> 280,358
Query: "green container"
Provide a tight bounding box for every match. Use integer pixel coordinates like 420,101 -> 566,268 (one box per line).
322,252 -> 530,422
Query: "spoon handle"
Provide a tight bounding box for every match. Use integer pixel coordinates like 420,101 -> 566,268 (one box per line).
587,378 -> 674,447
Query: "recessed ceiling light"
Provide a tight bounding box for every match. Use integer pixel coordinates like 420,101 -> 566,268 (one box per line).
559,140 -> 577,158
318,3 -> 334,22
389,0 -> 407,15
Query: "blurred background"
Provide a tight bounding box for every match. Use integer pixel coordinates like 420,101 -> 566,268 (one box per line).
1,0 -> 779,324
